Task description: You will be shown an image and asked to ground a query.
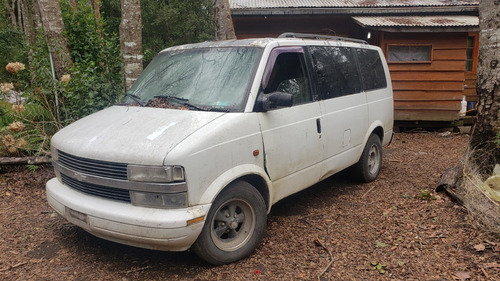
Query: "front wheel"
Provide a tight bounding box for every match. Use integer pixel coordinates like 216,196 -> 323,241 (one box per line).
353,134 -> 382,183
192,181 -> 267,265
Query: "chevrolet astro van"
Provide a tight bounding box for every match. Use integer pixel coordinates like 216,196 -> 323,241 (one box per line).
46,33 -> 393,265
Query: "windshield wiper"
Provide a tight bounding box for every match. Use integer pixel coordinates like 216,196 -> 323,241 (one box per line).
124,93 -> 144,106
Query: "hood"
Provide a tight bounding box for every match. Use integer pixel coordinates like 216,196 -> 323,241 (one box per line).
51,106 -> 225,165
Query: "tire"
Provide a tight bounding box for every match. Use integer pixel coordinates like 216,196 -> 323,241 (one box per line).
353,134 -> 382,183
192,181 -> 267,265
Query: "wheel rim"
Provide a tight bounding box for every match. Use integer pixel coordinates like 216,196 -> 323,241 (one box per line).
367,144 -> 381,175
210,199 -> 256,251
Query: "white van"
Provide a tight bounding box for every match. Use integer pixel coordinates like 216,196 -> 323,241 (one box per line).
46,33 -> 393,265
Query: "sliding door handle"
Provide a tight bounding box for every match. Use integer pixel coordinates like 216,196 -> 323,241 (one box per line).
316,118 -> 322,134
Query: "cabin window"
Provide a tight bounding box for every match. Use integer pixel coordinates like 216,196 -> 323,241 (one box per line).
465,36 -> 476,72
387,45 -> 432,63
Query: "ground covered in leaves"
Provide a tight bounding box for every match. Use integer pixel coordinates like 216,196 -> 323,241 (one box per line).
1,132 -> 500,280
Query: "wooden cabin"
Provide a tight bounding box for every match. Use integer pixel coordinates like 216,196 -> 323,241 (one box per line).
230,0 -> 480,127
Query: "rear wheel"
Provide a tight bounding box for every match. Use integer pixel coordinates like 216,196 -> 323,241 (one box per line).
353,134 -> 382,182
192,181 -> 267,265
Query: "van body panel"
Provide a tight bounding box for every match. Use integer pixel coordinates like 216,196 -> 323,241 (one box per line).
319,92 -> 369,177
257,102 -> 324,204
51,106 -> 225,165
163,113 -> 265,206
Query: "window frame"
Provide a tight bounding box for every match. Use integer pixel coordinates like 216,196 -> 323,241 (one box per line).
386,44 -> 433,64
465,34 -> 479,73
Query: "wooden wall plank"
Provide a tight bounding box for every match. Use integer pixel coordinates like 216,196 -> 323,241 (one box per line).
392,81 -> 464,91
394,91 -> 463,101
433,49 -> 467,61
395,100 -> 460,110
390,71 -> 464,82
389,61 -> 464,72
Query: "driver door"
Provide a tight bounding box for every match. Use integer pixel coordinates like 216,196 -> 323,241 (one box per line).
256,47 -> 324,203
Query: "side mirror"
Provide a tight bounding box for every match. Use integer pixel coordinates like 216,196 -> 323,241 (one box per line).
256,92 -> 293,112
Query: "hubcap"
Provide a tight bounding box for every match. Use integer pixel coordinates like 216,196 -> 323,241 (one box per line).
367,144 -> 380,175
210,199 -> 256,251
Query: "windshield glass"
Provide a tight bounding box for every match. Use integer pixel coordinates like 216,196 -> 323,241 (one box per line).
121,47 -> 262,112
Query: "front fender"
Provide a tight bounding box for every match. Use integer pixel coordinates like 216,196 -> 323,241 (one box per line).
198,164 -> 273,213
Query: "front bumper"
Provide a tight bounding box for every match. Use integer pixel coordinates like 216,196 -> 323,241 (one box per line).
46,178 -> 210,251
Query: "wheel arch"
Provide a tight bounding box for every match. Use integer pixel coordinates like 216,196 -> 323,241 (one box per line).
235,174 -> 270,211
365,121 -> 385,145
197,164 -> 272,213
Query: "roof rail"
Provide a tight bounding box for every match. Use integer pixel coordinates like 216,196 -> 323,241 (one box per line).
278,32 -> 368,45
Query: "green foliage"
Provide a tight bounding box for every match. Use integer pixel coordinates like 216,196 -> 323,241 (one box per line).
60,0 -> 124,121
0,27 -> 27,79
140,0 -> 215,64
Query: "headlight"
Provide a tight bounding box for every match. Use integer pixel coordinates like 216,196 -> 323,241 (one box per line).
127,165 -> 185,183
130,191 -> 187,208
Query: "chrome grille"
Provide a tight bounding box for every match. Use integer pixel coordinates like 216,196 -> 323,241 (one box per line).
61,174 -> 131,202
57,150 -> 128,180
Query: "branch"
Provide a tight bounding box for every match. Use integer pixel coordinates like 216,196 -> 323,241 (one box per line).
0,156 -> 51,165
315,236 -> 334,280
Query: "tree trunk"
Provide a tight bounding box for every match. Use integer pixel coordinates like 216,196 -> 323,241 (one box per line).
37,0 -> 72,79
8,0 -> 17,28
212,0 -> 236,40
119,0 -> 143,90
21,0 -> 41,49
468,0 -> 500,173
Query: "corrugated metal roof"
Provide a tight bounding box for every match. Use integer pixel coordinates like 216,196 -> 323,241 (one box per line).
353,15 -> 478,27
230,0 -> 478,9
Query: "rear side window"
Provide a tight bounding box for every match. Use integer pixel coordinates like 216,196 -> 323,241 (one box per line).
356,48 -> 387,91
309,46 -> 362,99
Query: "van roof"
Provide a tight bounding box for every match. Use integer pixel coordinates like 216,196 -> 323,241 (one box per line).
162,33 -> 371,52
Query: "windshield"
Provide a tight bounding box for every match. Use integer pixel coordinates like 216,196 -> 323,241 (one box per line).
121,47 -> 262,112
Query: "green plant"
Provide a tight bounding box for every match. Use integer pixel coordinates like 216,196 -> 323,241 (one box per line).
370,262 -> 387,274
419,189 -> 437,201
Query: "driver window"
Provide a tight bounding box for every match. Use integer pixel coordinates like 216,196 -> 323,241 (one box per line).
264,52 -> 312,106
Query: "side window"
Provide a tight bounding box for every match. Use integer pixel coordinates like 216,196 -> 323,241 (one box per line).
309,46 -> 362,99
264,52 -> 312,106
356,48 -> 387,91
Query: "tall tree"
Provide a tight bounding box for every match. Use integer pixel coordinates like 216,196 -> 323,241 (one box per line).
439,0 -> 500,234
212,0 -> 235,40
469,0 -> 500,172
37,0 -> 72,79
119,0 -> 142,89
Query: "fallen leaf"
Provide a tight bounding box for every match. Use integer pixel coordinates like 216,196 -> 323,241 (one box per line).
453,271 -> 471,280
474,244 -> 486,252
484,262 -> 500,269
375,240 -> 387,248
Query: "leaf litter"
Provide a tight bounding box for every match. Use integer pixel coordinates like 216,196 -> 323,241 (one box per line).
0,132 -> 499,280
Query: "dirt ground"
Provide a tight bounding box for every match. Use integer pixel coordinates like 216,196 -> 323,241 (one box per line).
1,132 -> 500,280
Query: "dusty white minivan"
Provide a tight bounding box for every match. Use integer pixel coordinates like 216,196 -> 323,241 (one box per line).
46,33 -> 393,265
